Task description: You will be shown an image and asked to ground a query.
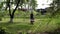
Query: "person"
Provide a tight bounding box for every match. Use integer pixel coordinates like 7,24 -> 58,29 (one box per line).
30,13 -> 34,24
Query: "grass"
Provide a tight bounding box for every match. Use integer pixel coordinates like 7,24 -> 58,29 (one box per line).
0,17 -> 60,34
0,11 -> 60,34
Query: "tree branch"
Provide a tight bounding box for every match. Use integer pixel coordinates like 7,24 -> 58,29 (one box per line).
12,0 -> 20,15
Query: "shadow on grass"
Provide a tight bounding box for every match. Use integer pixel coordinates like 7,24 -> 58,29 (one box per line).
44,28 -> 60,34
0,22 -> 33,34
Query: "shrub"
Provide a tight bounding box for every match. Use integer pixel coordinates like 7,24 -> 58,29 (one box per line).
0,27 -> 11,34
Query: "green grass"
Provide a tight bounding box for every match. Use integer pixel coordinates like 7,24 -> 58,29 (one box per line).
0,17 -> 60,34
0,11 -> 60,34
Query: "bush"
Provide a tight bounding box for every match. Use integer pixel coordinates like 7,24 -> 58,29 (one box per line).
0,27 -> 6,34
0,27 -> 11,34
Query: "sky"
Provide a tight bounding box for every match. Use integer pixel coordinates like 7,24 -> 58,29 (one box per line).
0,0 -> 53,9
0,0 -> 2,2
36,0 -> 53,9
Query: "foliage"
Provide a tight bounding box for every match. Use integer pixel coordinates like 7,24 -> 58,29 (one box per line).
30,0 -> 37,10
0,27 -> 8,34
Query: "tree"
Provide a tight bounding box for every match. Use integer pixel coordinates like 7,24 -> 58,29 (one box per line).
10,0 -> 21,22
30,0 -> 37,10
0,2 -> 4,21
46,0 -> 60,25
1,0 -> 37,23
50,0 -> 60,17
4,0 -> 21,23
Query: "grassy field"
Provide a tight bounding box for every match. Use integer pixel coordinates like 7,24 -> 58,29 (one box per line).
0,17 -> 60,34
0,11 -> 60,34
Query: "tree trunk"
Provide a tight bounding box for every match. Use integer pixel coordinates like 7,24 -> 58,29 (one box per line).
28,4 -> 29,11
21,5 -> 22,9
9,15 -> 14,23
10,18 -> 13,23
8,0 -> 20,23
9,0 -> 20,23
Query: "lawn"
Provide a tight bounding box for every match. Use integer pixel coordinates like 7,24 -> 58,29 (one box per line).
0,17 -> 60,34
0,11 -> 60,34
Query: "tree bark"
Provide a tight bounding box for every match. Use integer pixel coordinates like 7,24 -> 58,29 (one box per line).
9,15 -> 14,23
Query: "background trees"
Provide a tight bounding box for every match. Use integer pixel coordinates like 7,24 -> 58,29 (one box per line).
0,0 -> 37,23
50,0 -> 60,17
0,2 -> 4,21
